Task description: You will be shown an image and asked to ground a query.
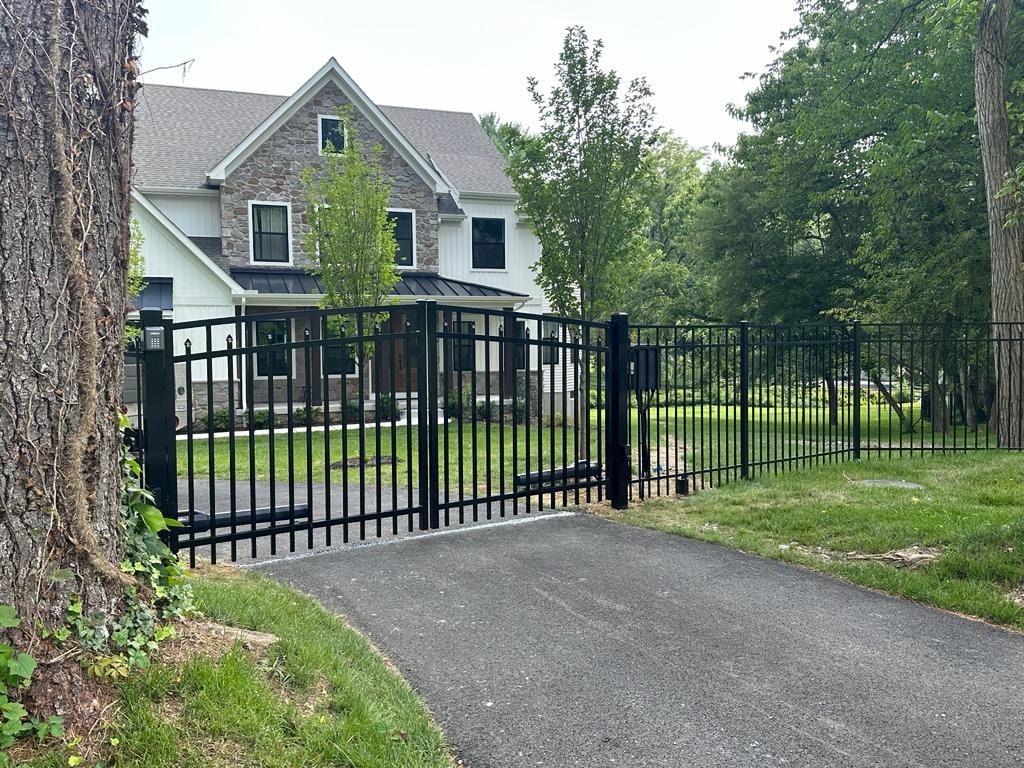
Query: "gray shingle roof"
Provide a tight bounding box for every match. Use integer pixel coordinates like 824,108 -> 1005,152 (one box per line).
133,83 -> 516,196
436,192 -> 465,216
188,236 -> 231,273
380,106 -> 516,196
134,84 -> 283,189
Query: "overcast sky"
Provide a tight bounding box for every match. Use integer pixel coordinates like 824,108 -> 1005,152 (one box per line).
139,0 -> 799,152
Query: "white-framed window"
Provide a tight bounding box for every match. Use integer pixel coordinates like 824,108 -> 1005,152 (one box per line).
541,317 -> 560,365
318,114 -> 346,155
248,201 -> 292,265
471,217 -> 506,270
387,208 -> 416,268
453,320 -> 476,372
254,318 -> 291,377
322,317 -> 359,378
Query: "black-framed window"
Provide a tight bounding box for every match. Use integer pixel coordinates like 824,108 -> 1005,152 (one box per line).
472,217 -> 505,270
512,320 -> 527,370
541,319 -> 560,365
454,321 -> 475,372
255,320 -> 290,377
389,210 -> 414,267
251,203 -> 289,263
320,116 -> 345,154
322,320 -> 356,376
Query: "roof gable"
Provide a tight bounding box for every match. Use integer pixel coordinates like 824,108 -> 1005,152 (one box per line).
205,58 -> 448,194
131,190 -> 245,295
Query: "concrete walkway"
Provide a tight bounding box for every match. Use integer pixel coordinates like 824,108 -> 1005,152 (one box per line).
256,512 -> 1024,767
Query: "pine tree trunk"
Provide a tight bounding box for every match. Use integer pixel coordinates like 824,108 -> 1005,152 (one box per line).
0,0 -> 142,717
976,0 -> 1024,447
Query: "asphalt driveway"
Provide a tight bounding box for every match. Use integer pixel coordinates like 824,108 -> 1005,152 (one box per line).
255,512 -> 1024,767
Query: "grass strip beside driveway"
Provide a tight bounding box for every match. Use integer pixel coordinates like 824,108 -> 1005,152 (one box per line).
21,570 -> 453,768
600,453 -> 1024,630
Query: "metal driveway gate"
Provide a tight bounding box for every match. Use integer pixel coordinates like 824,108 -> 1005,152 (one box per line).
136,302 -> 614,564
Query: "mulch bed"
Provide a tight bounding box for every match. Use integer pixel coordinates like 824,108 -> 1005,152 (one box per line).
329,455 -> 404,470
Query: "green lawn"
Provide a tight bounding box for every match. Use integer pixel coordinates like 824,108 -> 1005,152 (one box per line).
179,400 -> 990,492
19,571 -> 452,768
601,452 -> 1024,630
180,419 -> 602,491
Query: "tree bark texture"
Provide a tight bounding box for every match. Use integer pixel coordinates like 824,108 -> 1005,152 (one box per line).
958,366 -> 979,431
824,374 -> 838,428
976,0 -> 1024,447
0,1 -> 142,639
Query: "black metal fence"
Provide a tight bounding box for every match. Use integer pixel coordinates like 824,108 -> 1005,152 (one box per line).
132,306 -> 1024,564
626,320 -> 1024,501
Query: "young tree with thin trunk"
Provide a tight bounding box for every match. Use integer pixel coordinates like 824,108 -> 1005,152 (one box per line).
508,26 -> 656,443
509,26 -> 656,324
0,0 -> 146,719
301,110 -> 398,366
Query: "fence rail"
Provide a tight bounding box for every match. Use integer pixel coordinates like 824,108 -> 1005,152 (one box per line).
626,320 -> 1024,501
130,306 -> 1024,564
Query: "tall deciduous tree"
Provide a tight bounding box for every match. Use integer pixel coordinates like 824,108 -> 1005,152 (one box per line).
975,0 -> 1024,446
479,112 -> 526,162
0,0 -> 145,714
508,25 -> 657,323
301,109 -> 399,353
622,133 -> 712,324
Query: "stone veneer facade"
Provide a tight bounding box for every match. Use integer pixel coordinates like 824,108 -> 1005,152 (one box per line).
219,82 -> 439,271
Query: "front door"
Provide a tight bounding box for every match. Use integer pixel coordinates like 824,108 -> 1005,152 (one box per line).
382,310 -> 417,394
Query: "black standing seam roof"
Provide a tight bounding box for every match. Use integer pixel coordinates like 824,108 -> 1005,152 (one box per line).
229,268 -> 527,299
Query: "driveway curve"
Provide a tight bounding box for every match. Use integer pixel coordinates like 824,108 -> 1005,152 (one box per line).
256,512 -> 1024,767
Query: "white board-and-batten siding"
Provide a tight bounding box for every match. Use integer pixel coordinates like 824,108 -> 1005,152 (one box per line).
438,196 -> 575,396
133,198 -> 236,384
143,192 -> 221,238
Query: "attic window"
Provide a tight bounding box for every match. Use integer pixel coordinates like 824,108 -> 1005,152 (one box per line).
388,210 -> 415,268
319,115 -> 345,154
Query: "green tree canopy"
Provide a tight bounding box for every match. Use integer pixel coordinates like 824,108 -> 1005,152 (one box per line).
479,112 -> 526,161
507,25 -> 657,323
696,0 -> 999,325
621,133 -> 713,324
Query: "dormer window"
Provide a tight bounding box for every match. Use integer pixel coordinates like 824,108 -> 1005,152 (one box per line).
319,115 -> 345,154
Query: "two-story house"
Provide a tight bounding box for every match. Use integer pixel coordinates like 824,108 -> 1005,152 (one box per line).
132,58 -> 565,411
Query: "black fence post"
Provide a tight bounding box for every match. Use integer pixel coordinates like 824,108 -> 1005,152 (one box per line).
139,308 -> 179,542
852,320 -> 862,460
606,312 -> 631,509
416,300 -> 440,529
739,321 -> 750,479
